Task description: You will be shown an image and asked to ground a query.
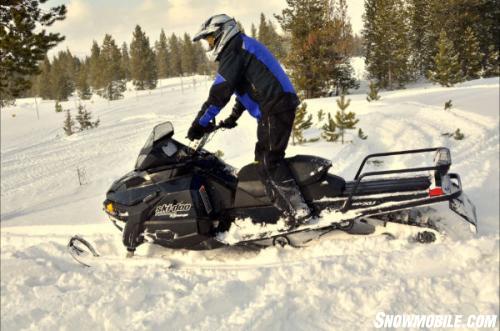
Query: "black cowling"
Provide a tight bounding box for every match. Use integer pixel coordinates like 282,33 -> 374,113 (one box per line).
237,164 -> 266,197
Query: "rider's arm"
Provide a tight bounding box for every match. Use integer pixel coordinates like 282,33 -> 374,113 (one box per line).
230,99 -> 245,120
198,50 -> 243,127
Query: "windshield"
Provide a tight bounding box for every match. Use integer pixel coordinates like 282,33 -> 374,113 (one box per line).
135,122 -> 176,170
142,121 -> 174,150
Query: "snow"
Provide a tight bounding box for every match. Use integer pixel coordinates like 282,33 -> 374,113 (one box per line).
1,69 -> 499,330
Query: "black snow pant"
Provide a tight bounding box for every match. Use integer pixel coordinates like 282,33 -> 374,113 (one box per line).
254,101 -> 311,222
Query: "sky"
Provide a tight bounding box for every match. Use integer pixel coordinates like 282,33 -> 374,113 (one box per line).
46,0 -> 365,58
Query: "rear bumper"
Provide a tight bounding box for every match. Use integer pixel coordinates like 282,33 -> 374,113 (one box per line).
449,191 -> 477,234
358,173 -> 478,239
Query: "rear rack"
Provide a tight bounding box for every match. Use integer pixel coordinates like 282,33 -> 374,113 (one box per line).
354,147 -> 444,179
342,147 -> 451,212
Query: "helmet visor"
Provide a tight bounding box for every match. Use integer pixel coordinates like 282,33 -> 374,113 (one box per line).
193,17 -> 216,42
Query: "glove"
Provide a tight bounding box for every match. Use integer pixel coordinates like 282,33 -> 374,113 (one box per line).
187,121 -> 204,141
219,115 -> 238,129
187,121 -> 214,141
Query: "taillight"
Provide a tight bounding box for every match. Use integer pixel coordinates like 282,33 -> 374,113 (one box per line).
429,187 -> 444,197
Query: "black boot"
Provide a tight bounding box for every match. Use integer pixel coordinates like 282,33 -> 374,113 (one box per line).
260,162 -> 312,228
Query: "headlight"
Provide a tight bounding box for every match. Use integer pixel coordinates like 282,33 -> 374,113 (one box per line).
105,202 -> 115,214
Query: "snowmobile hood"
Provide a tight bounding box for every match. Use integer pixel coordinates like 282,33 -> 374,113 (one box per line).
106,170 -> 157,206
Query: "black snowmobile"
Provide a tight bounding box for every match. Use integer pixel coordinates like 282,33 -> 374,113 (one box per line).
98,121 -> 477,254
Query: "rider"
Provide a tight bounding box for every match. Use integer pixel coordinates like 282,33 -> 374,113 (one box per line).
187,14 -> 311,227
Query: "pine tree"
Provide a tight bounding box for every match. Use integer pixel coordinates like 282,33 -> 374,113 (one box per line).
89,41 -> 104,90
333,62 -> 359,95
75,103 -> 99,131
181,33 -> 196,75
130,25 -> 157,90
59,49 -> 79,84
258,13 -> 270,44
461,27 -> 483,80
257,14 -> 269,45
366,81 -> 380,102
334,94 -> 358,144
256,14 -> 284,59
55,101 -> 63,113
276,0 -> 328,98
75,104 -> 86,130
155,29 -> 170,79
421,0 -> 498,81
100,34 -> 125,100
63,109 -> 75,136
251,24 -> 257,38
168,34 -> 183,77
276,0 -> 355,98
407,0 -> 432,77
483,45 -> 499,77
428,31 -> 462,87
321,113 -> 339,142
76,61 -> 92,100
193,41 -> 209,74
291,102 -> 313,145
0,0 -> 66,106
121,42 -> 131,81
44,49 -> 79,99
277,0 -> 356,97
317,109 -> 325,122
36,56 -> 53,99
363,0 -> 411,89
50,52 -> 73,101
267,20 -> 286,61
475,0 -> 500,72
330,0 -> 358,93
237,21 -> 246,34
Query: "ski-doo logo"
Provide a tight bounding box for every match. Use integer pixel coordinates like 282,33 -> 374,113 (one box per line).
154,202 -> 192,218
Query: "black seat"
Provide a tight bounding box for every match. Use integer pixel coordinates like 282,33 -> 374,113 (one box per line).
236,155 -> 336,198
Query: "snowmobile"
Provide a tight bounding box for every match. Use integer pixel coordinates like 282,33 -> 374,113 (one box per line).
94,121 -> 476,255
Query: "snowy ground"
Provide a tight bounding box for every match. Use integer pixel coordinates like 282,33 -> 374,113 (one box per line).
1,71 -> 499,330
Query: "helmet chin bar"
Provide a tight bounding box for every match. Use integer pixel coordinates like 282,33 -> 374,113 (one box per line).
207,50 -> 217,62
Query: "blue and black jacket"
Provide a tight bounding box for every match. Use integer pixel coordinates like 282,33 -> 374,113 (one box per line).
197,33 -> 300,127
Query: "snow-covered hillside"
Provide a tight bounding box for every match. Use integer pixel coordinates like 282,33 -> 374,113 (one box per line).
1,74 -> 499,330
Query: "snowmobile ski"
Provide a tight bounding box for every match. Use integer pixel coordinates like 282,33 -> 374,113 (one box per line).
68,235 -> 100,267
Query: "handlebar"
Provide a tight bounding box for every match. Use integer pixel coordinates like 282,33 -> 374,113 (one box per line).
188,124 -> 224,154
